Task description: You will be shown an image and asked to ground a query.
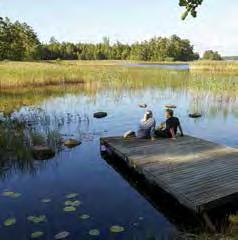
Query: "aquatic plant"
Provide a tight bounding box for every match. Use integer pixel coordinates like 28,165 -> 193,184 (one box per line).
27,215 -> 47,224
89,229 -> 100,236
30,231 -> 44,239
3,217 -> 16,226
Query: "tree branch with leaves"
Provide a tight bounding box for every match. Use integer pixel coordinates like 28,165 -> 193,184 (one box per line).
179,0 -> 203,20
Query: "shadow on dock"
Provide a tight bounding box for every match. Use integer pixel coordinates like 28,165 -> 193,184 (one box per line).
100,150 -> 238,234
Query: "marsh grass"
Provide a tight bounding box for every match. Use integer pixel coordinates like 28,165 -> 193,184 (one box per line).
190,60 -> 238,73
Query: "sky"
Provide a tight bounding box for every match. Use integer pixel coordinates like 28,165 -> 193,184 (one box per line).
0,0 -> 237,56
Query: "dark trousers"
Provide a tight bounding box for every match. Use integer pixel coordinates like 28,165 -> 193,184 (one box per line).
154,129 -> 171,138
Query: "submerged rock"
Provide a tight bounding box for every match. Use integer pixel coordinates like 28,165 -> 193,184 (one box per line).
63,139 -> 81,148
165,104 -> 176,109
124,130 -> 136,139
93,112 -> 107,119
189,113 -> 202,118
138,103 -> 147,108
31,145 -> 55,160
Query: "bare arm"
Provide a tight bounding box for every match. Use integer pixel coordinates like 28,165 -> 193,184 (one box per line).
178,124 -> 184,136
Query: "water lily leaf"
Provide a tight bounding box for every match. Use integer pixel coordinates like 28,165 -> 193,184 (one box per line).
2,191 -> 21,198
89,229 -> 100,236
2,191 -> 15,196
11,192 -> 22,198
3,217 -> 16,226
64,200 -> 81,207
79,214 -> 90,220
31,231 -> 44,238
27,215 -> 47,224
65,193 -> 78,199
54,231 -> 70,239
41,198 -> 51,203
110,225 -> 125,233
63,206 -> 76,212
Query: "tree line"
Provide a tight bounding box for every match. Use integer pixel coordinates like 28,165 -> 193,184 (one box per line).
0,17 -> 221,62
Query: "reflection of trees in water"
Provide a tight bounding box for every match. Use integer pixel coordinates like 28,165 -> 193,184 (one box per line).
0,107 -> 90,180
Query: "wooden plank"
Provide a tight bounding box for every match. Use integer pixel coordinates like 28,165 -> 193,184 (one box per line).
100,135 -> 238,213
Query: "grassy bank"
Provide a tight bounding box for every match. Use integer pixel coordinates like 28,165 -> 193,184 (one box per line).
189,60 -> 238,73
0,60 -> 238,90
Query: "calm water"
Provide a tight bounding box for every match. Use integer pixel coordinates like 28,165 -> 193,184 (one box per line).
125,63 -> 189,70
0,67 -> 238,240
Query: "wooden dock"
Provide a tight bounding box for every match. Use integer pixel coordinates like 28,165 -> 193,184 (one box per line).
100,135 -> 238,214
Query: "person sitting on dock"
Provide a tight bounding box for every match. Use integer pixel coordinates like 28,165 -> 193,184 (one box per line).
155,109 -> 183,139
137,110 -> 156,139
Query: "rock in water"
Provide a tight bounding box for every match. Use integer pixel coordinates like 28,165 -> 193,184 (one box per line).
165,104 -> 176,109
31,145 -> 55,160
93,112 -> 107,119
189,113 -> 202,118
139,103 -> 147,108
64,139 -> 81,148
124,130 -> 136,139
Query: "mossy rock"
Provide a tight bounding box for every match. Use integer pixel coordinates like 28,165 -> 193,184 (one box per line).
32,145 -> 55,160
93,112 -> 107,119
189,113 -> 202,118
63,139 -> 81,148
123,130 -> 136,139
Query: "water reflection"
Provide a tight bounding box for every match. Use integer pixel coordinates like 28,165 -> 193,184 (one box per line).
0,68 -> 238,239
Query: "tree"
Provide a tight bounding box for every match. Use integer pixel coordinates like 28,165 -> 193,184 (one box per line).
0,17 -> 40,60
179,0 -> 203,20
203,50 -> 222,61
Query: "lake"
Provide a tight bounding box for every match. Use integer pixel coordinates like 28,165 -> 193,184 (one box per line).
0,65 -> 238,239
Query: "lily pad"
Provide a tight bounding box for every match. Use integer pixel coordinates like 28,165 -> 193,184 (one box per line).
65,193 -> 79,199
27,215 -> 47,224
54,231 -> 70,239
63,206 -> 76,212
79,214 -> 90,220
64,200 -> 81,207
11,192 -> 22,198
3,217 -> 16,226
41,198 -> 51,203
2,191 -> 21,198
31,231 -> 44,238
110,225 -> 125,233
89,229 -> 100,236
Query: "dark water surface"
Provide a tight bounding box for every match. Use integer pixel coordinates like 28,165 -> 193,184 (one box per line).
0,67 -> 238,240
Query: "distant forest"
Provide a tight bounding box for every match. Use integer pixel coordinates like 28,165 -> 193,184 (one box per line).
1,17 -> 200,62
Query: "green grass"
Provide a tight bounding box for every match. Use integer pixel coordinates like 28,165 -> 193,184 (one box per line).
0,60 -> 238,114
190,60 -> 238,73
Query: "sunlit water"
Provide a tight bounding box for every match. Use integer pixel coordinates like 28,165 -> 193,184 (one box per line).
0,66 -> 238,240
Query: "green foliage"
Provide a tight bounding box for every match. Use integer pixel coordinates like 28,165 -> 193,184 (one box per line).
0,18 -> 199,62
179,0 -> 203,20
203,50 -> 223,60
0,17 -> 40,60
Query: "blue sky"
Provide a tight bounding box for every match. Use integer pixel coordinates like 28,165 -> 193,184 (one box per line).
1,0 -> 237,55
